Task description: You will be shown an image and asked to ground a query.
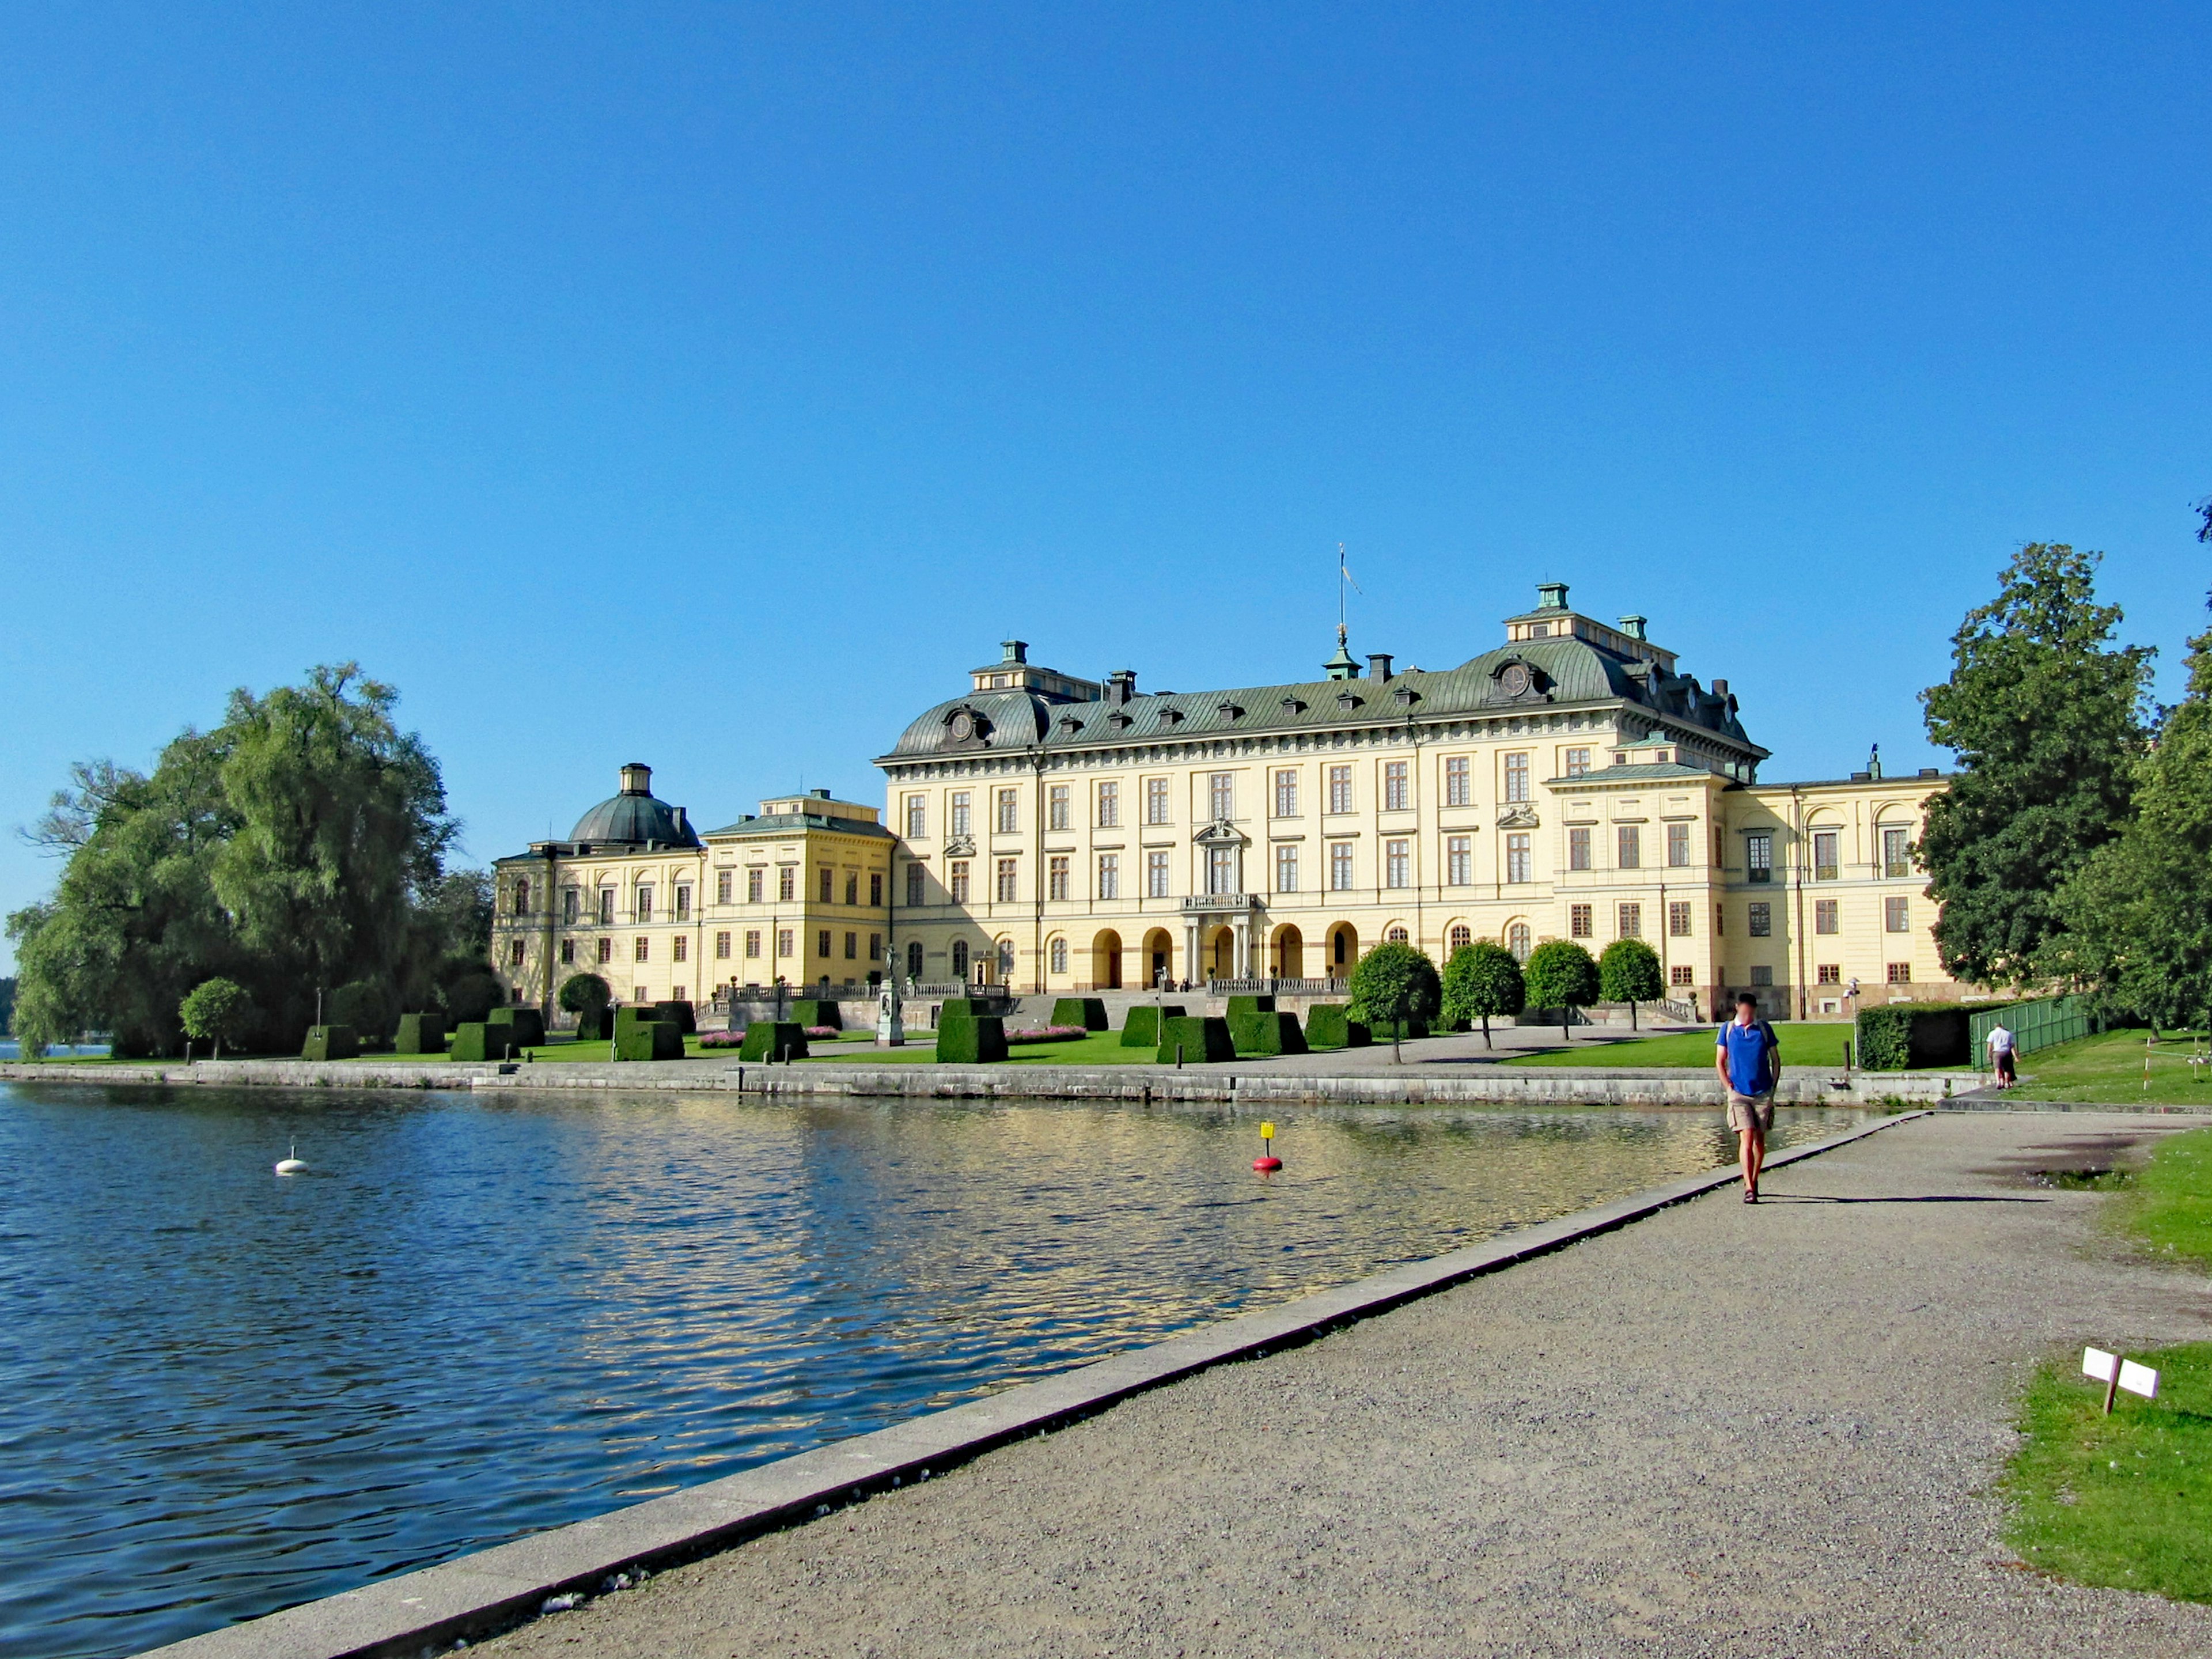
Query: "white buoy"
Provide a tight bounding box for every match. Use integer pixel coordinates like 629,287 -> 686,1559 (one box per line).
274,1142 -> 308,1176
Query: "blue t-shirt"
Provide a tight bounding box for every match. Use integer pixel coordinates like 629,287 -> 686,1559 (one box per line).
1717,1018 -> 1778,1096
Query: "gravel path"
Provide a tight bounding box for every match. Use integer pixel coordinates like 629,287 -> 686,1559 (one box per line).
480,1111 -> 2212,1657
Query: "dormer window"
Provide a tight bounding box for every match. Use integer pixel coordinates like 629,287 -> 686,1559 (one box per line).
990,674 -> 1007,688
1528,622 -> 1550,638
1652,748 -> 1671,764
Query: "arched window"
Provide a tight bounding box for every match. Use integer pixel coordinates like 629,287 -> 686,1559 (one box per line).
1508,922 -> 1532,962
1449,924 -> 1472,952
1049,936 -> 1069,974
951,940 -> 969,979
1386,926 -> 1409,944
907,940 -> 924,978
997,938 -> 1016,976
513,878 -> 531,915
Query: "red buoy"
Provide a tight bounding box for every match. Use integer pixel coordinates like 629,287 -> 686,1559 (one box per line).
1253,1155 -> 1282,1172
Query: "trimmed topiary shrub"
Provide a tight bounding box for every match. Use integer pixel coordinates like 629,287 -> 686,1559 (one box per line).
1051,997 -> 1109,1031
1119,1004 -> 1188,1047
1230,1010 -> 1307,1057
787,998 -> 840,1031
1156,1015 -> 1235,1065
616,1020 -> 684,1062
1855,1002 -> 1970,1070
393,1012 -> 446,1055
486,1006 -> 546,1047
652,999 -> 698,1035
448,1022 -> 518,1062
301,1024 -> 359,1062
1223,994 -> 1277,1022
1364,1017 -> 1430,1041
328,980 -> 396,1044
443,972 -> 503,1025
560,974 -> 611,1038
1304,1004 -> 1371,1048
936,1014 -> 1008,1063
937,997 -> 983,1023
737,1021 -> 809,1062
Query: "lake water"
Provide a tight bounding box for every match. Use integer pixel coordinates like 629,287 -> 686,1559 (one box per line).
0,1082 -> 1866,1659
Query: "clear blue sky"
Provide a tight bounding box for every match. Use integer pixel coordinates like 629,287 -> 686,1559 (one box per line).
3,3 -> 2207,968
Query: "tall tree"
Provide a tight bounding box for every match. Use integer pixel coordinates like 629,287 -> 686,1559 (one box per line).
1918,545 -> 2152,987
1347,942 -> 1441,1063
1598,937 -> 1665,1031
1524,940 -> 1600,1041
1441,942 -> 1524,1047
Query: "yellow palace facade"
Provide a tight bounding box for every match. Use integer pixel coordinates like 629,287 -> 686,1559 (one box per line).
493,585 -> 1959,1022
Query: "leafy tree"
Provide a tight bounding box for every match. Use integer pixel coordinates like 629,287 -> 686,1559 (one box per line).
1441,942 -> 1524,1047
444,971 -> 502,1024
178,977 -> 252,1059
1524,940 -> 1600,1041
328,978 -> 396,1043
8,664 -> 459,1055
1919,545 -> 2152,987
1597,938 -> 1665,1030
1347,942 -> 1441,1063
2052,604 -> 2212,1028
0,976 -> 15,1038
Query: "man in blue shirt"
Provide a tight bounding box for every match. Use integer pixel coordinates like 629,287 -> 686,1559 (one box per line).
1714,992 -> 1782,1203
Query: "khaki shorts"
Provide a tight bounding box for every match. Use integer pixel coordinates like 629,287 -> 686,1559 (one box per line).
1728,1093 -> 1775,1133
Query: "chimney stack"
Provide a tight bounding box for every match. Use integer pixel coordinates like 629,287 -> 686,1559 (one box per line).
1367,653 -> 1395,682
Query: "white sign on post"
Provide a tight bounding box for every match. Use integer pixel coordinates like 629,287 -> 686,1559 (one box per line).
2119,1359 -> 2160,1400
2082,1347 -> 2118,1382
2082,1346 -> 2160,1411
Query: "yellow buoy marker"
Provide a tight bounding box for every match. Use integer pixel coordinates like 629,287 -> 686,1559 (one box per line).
1253,1119 -> 1281,1172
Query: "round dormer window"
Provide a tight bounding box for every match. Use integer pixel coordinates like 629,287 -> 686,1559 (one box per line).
1501,663 -> 1531,697
949,711 -> 975,741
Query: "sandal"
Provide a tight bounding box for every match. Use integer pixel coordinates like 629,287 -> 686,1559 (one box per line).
1743,1188 -> 1758,1203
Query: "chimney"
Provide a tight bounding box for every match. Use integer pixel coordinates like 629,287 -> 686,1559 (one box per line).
1710,679 -> 1729,701
672,806 -> 688,836
619,762 -> 652,796
1367,653 -> 1395,682
1535,582 -> 1570,611
1106,669 -> 1137,707
812,787 -> 831,800
1618,615 -> 1647,641
1001,639 -> 1029,665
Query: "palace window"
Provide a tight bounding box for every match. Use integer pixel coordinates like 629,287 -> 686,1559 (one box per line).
1505,833 -> 1531,884
673,935 -> 688,962
1097,854 -> 1120,900
819,868 -> 833,904
1667,823 -> 1691,868
1887,961 -> 1912,983
1050,936 -> 1068,974
675,885 -> 691,921
1569,827 -> 1592,870
1207,845 -> 1237,895
715,931 -> 732,959
1508,922 -> 1532,961
1570,904 -> 1593,938
1618,903 -> 1642,938
1563,747 -> 1591,778
1816,899 -> 1839,935
1749,902 -> 1772,937
905,863 -> 924,907
563,888 -> 580,923
997,938 -> 1016,978
951,940 -> 969,979
1449,923 -> 1472,952
1330,842 -> 1355,891
1446,835 -> 1471,886
868,872 -> 882,907
1445,755 -> 1470,806
997,859 -> 1018,902
1387,926 -> 1410,944
1715,906 -> 1726,936
1097,781 -> 1120,828
1385,839 -> 1410,888
950,792 -> 971,837
597,937 -> 613,963
637,886 -> 654,922
1669,900 -> 1692,937
1817,963 -> 1842,984
778,868 -> 796,902
1328,765 -> 1353,814
907,940 -> 924,977
1049,856 -> 1070,901
509,938 -> 525,966
949,861 -> 970,903
716,871 -> 732,904
868,932 -> 881,962
1671,964 -> 1694,987
1209,772 -> 1235,821
1618,825 -> 1641,870
1146,778 -> 1170,824
513,879 -> 530,915
1274,770 -> 1297,818
560,939 -> 575,964
1749,965 -> 1773,987
748,868 -> 764,903
634,937 -> 650,962
817,930 -> 831,959
1384,761 -> 1408,812
997,789 -> 1020,834
1882,827 -> 1912,878
1503,752 -> 1531,803
1746,832 -> 1773,883
844,932 -> 858,960
1885,896 -> 1911,933
906,794 -> 926,838
1813,831 -> 1840,881
745,929 -> 762,959
1275,844 -> 1298,892
1049,785 -> 1070,831
1148,850 -> 1171,897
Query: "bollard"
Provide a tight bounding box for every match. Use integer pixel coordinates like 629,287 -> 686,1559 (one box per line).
1176,1043 -> 1185,1069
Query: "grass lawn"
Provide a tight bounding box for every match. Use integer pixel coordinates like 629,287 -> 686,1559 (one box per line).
800,1029 -> 1143,1066
1512,1022 -> 1854,1070
2013,1028 -> 2212,1109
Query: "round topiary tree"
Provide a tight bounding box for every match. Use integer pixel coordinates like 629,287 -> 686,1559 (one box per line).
1597,937 -> 1666,1031
1524,940 -> 1601,1042
1442,941 -> 1527,1048
179,976 -> 252,1060
442,971 -> 503,1025
1347,941 -> 1442,1063
559,972 -> 611,1039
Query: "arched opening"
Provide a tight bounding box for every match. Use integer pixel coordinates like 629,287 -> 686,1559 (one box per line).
950,939 -> 969,980
1505,920 -> 1532,962
1143,927 -> 1175,988
1385,925 -> 1410,945
1447,922 -> 1472,954
1092,929 -> 1123,990
907,940 -> 924,979
1271,923 -> 1304,979
1209,926 -> 1236,980
1329,923 -> 1359,974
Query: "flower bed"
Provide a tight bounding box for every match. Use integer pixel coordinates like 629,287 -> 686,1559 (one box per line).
1004,1025 -> 1089,1046
701,1025 -> 840,1048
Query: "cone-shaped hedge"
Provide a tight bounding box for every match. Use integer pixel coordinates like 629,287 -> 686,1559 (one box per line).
1119,1004 -> 1188,1047
1156,1015 -> 1234,1065
486,1006 -> 545,1047
737,1021 -> 809,1062
1051,997 -> 1109,1031
936,1014 -> 1007,1063
1305,1005 -> 1372,1048
301,1024 -> 359,1061
393,1012 -> 446,1055
616,1020 -> 684,1061
1230,1010 -> 1307,1057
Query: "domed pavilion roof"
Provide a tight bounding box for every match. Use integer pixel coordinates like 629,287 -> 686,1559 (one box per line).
568,763 -> 700,848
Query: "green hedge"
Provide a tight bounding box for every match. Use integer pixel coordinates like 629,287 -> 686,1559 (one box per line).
787,998 -> 839,1031
652,999 -> 698,1035
1305,1005 -> 1371,1049
449,1022 -> 518,1062
1051,997 -> 1109,1031
486,1006 -> 546,1047
737,1021 -> 809,1062
937,997 -> 984,1022
616,1020 -> 684,1061
1156,1015 -> 1235,1065
937,1014 -> 1007,1063
1230,1010 -> 1307,1057
1119,1005 -> 1188,1047
1365,1017 -> 1430,1041
1855,1002 -> 1971,1071
393,1012 -> 446,1055
301,1024 -> 359,1062
1223,994 -> 1277,1022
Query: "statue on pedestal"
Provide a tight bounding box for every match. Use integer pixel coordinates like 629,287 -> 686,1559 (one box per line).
876,949 -> 906,1047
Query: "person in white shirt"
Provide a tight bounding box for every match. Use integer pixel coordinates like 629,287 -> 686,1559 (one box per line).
1986,1023 -> 2017,1089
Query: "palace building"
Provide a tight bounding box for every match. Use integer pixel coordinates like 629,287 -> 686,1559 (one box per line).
491,584 -> 1959,1022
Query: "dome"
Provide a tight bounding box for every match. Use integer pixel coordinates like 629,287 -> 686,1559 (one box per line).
568,762 -> 700,848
